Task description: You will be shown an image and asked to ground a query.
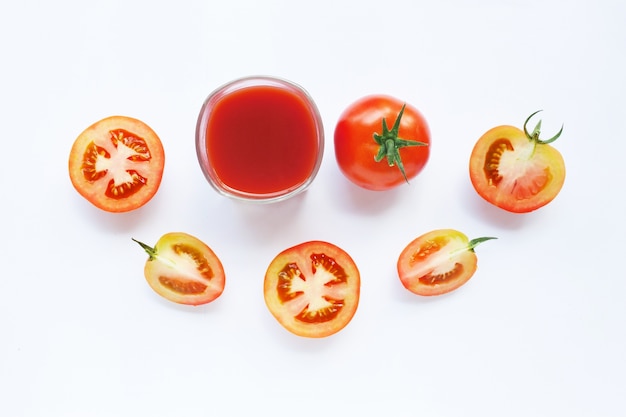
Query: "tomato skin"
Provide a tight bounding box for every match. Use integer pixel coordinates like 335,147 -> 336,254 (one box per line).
334,95 -> 430,191
264,241 -> 360,338
134,232 -> 225,306
469,121 -> 566,213
69,116 -> 165,213
397,229 -> 494,296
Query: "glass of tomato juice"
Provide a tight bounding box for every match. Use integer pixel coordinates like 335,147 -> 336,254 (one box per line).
196,76 -> 324,203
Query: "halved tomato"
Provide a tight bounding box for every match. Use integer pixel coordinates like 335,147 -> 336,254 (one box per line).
469,111 -> 565,213
69,116 -> 165,212
133,232 -> 225,306
397,229 -> 496,296
264,241 -> 360,338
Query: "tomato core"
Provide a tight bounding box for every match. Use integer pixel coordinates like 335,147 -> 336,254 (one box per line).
197,77 -> 323,201
154,242 -> 216,296
81,128 -> 153,200
407,236 -> 465,285
276,253 -> 348,324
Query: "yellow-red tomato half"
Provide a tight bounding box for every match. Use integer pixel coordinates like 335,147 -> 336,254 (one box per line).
133,232 -> 225,306
69,116 -> 165,213
397,229 -> 495,296
264,241 -> 360,338
469,111 -> 565,213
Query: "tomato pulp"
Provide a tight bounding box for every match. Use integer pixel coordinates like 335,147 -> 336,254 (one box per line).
196,77 -> 324,202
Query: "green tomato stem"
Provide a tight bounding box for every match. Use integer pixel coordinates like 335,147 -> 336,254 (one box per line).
373,103 -> 428,184
132,238 -> 157,260
523,110 -> 564,145
133,238 -> 179,268
449,236 -> 497,257
467,236 -> 497,252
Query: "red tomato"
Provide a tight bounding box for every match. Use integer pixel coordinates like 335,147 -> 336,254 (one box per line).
397,229 -> 496,296
264,241 -> 360,338
69,116 -> 165,212
334,95 -> 430,191
133,232 -> 225,306
469,111 -> 566,213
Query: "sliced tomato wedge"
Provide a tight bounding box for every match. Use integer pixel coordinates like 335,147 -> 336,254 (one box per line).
264,241 -> 360,338
133,232 -> 225,306
397,229 -> 496,296
69,116 -> 165,212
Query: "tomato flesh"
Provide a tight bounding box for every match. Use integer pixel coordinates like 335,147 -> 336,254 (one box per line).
470,123 -> 565,213
134,232 -> 225,306
409,235 -> 466,285
264,241 -> 360,338
69,116 -> 165,212
155,242 -> 214,295
397,230 -> 491,296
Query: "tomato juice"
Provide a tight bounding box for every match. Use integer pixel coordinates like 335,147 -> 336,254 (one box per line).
196,76 -> 324,202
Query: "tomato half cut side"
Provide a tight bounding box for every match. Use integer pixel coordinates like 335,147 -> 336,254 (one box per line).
469,111 -> 566,213
264,241 -> 360,338
397,229 -> 496,296
133,232 -> 226,306
69,116 -> 165,213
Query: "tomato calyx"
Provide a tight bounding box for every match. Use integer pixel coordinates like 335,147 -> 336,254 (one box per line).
523,110 -> 564,145
373,103 -> 429,183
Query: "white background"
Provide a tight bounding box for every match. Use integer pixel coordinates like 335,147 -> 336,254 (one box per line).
1,0 -> 625,416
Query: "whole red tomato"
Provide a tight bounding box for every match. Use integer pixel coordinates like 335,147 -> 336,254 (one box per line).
334,95 -> 430,191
